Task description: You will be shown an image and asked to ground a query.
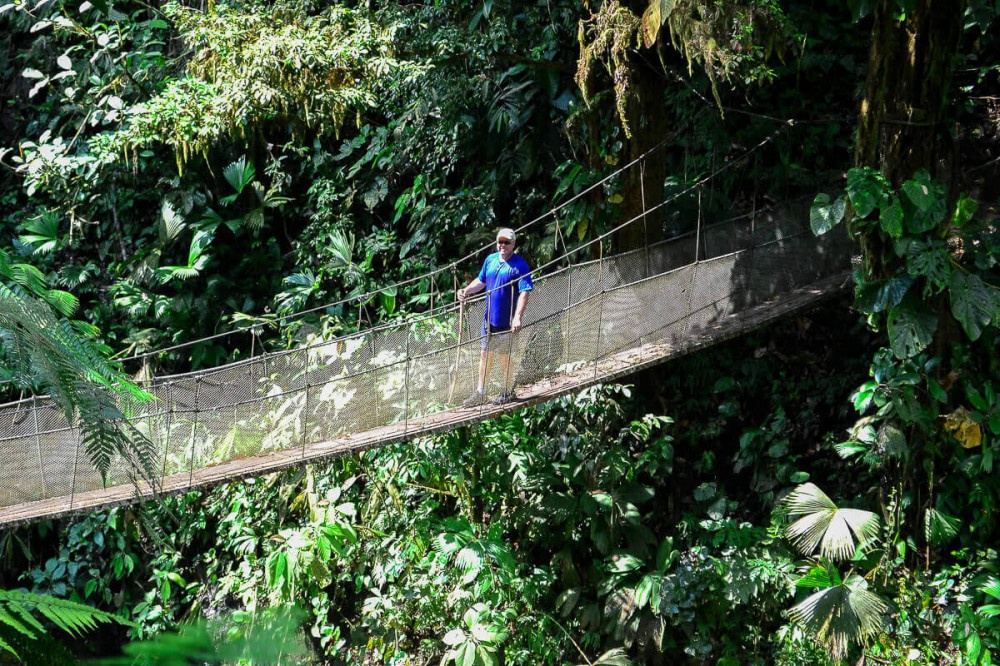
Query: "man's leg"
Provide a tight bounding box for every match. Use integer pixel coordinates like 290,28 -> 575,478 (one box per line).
479,349 -> 492,391
463,329 -> 491,407
497,352 -> 512,392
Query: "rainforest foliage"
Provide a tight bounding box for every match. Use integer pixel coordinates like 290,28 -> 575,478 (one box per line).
3,0 -> 1000,663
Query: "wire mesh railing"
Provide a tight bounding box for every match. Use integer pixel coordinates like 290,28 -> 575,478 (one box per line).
0,197 -> 853,525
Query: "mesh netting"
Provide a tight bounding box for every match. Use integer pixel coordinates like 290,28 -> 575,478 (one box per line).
0,201 -> 852,523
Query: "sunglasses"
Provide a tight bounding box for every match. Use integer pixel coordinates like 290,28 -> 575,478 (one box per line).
497,239 -> 513,245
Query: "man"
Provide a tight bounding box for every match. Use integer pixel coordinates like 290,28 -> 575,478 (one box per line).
457,227 -> 533,406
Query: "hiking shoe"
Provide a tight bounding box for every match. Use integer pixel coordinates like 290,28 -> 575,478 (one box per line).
492,390 -> 517,406
462,390 -> 486,407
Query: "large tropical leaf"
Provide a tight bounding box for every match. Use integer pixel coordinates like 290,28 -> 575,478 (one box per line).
787,574 -> 887,661
782,483 -> 879,559
950,271 -> 1000,342
887,296 -> 938,359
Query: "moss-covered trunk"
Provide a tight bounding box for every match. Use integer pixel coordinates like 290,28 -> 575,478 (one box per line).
853,0 -> 965,277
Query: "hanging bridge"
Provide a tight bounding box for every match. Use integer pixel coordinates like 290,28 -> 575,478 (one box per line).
0,134 -> 854,528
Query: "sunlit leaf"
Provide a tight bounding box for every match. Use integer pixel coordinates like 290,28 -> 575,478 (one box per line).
942,407 -> 982,448
810,193 -> 846,236
788,574 -> 887,661
783,483 -> 879,559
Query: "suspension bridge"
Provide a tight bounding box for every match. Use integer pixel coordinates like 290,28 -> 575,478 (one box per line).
0,133 -> 854,528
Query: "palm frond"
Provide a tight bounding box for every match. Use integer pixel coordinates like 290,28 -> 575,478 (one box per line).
223,156 -> 255,195
158,199 -> 186,244
924,507 -> 961,545
787,574 -> 887,661
783,483 -> 879,559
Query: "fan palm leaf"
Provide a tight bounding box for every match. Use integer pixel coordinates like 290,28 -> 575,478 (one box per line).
783,483 -> 879,559
787,574 -> 887,661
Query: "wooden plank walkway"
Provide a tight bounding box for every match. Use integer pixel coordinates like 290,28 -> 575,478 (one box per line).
0,272 -> 849,529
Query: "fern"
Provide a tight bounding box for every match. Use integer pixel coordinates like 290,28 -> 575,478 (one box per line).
0,589 -> 130,659
0,249 -> 158,487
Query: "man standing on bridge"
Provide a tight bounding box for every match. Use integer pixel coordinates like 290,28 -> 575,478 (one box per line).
457,227 -> 533,406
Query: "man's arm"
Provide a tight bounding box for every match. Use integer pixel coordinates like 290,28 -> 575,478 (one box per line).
511,290 -> 529,332
458,278 -> 485,301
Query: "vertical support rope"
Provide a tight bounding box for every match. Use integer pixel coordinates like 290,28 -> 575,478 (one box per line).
746,182 -> 758,312
162,383 -> 173,481
597,237 -> 604,287
504,279 -> 516,399
69,419 -> 82,511
565,267 -> 574,372
403,323 -> 410,434
555,220 -> 569,268
640,159 -> 650,279
188,378 -> 200,488
370,331 -> 380,429
695,187 -> 703,264
593,289 -> 605,381
449,300 -> 465,404
302,349 -> 311,460
31,396 -> 46,497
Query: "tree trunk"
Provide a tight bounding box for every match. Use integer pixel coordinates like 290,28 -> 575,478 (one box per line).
853,0 -> 966,276
614,13 -> 670,255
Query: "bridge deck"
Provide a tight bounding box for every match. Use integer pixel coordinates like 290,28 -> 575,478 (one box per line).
0,272 -> 847,528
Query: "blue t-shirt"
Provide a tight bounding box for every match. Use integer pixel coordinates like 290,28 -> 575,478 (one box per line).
478,252 -> 533,328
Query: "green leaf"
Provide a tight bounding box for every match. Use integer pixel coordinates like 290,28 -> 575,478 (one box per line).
634,573 -> 660,609
924,507 -> 961,545
810,193 -> 846,236
887,297 -> 937,359
845,0 -> 875,20
454,641 -> 477,666
906,240 -> 951,295
591,490 -> 612,509
609,552 -> 643,573
223,156 -> 255,195
902,178 -> 933,212
846,168 -> 882,218
954,193 -> 978,227
855,277 -> 912,313
555,588 -> 581,617
796,562 -> 842,588
639,0 -> 675,48
879,196 -> 904,238
950,271 -> 998,342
